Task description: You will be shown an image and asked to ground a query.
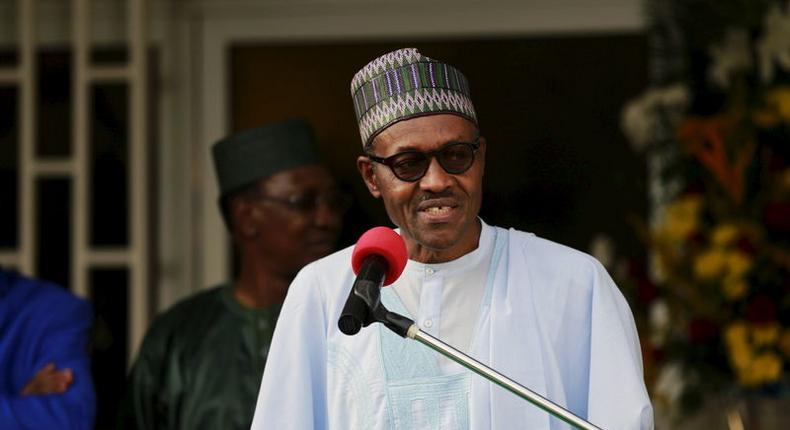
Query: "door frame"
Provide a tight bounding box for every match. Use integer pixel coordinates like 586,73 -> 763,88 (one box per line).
190,0 -> 645,293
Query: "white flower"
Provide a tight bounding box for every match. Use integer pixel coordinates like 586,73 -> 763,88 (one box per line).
655,362 -> 685,404
757,3 -> 790,83
654,362 -> 686,425
708,29 -> 752,88
620,83 -> 690,152
589,234 -> 615,269
657,84 -> 690,131
649,299 -> 670,346
621,97 -> 655,151
659,84 -> 690,107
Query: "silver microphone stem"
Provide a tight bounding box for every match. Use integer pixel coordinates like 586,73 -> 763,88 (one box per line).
406,324 -> 603,430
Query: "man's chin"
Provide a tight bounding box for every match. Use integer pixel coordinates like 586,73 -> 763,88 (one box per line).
412,230 -> 462,252
406,217 -> 479,255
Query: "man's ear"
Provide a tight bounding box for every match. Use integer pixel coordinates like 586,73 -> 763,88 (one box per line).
478,136 -> 486,176
357,155 -> 381,198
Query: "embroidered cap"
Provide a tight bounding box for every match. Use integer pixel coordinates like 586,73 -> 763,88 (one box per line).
350,48 -> 478,147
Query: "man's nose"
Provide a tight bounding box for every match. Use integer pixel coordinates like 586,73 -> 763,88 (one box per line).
418,157 -> 453,192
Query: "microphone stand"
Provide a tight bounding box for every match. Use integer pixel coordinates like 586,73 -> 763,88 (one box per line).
404,324 -> 602,430
341,278 -> 603,430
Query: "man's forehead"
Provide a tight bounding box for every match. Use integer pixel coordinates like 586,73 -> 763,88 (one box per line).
371,114 -> 477,151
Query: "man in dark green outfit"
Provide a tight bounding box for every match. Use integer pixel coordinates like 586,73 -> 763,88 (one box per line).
120,118 -> 349,429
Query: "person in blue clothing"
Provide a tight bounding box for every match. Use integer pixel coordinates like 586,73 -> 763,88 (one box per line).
0,267 -> 96,429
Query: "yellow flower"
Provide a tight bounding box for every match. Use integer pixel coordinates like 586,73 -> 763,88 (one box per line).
734,352 -> 758,385
728,323 -> 785,387
752,324 -> 780,346
765,87 -> 790,122
736,368 -> 758,386
737,369 -> 759,386
722,277 -> 749,300
729,340 -> 753,370
725,322 -> 751,367
779,330 -> 790,358
694,248 -> 728,280
661,196 -> 703,242
753,352 -> 783,383
711,223 -> 739,246
753,109 -> 780,127
725,321 -> 749,346
781,168 -> 790,191
754,87 -> 790,126
726,251 -> 753,278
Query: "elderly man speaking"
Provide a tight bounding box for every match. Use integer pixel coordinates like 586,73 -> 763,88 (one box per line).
251,48 -> 653,429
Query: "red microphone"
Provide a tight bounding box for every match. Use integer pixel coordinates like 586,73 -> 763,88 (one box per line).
351,227 -> 408,285
339,227 -> 408,335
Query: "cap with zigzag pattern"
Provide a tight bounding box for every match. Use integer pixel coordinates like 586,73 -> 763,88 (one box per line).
350,48 -> 478,147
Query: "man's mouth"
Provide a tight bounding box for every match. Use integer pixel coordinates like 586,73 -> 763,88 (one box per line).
423,206 -> 452,215
416,198 -> 460,221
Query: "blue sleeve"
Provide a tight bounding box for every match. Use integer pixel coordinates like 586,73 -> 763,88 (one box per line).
0,295 -> 97,430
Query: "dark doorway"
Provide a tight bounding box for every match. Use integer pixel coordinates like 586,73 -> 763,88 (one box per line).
230,36 -> 649,258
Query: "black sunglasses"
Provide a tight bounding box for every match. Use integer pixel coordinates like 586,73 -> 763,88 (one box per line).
366,137 -> 481,182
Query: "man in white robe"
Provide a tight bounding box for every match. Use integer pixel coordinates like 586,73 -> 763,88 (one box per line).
251,47 -> 653,430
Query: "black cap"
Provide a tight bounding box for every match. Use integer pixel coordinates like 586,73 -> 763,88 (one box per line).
211,118 -> 320,196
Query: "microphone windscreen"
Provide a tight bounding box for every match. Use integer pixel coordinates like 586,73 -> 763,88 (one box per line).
351,227 -> 408,286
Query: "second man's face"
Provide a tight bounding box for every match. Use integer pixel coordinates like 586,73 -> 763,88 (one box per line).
251,164 -> 346,276
358,114 -> 485,263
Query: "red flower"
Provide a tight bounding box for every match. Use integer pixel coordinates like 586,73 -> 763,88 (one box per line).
677,115 -> 755,205
624,260 -> 658,304
626,259 -> 649,279
683,183 -> 706,196
637,279 -> 658,304
652,348 -> 666,363
688,231 -> 708,247
689,318 -> 720,344
767,154 -> 787,172
745,294 -> 777,324
764,202 -> 790,232
781,279 -> 790,295
735,236 -> 759,255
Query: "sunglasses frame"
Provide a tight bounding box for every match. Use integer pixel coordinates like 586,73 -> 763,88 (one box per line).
365,136 -> 481,182
252,189 -> 352,214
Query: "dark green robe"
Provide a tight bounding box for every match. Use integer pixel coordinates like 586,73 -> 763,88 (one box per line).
120,285 -> 280,430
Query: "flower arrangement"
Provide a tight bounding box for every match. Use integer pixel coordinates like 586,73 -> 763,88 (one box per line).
619,0 -> 790,420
